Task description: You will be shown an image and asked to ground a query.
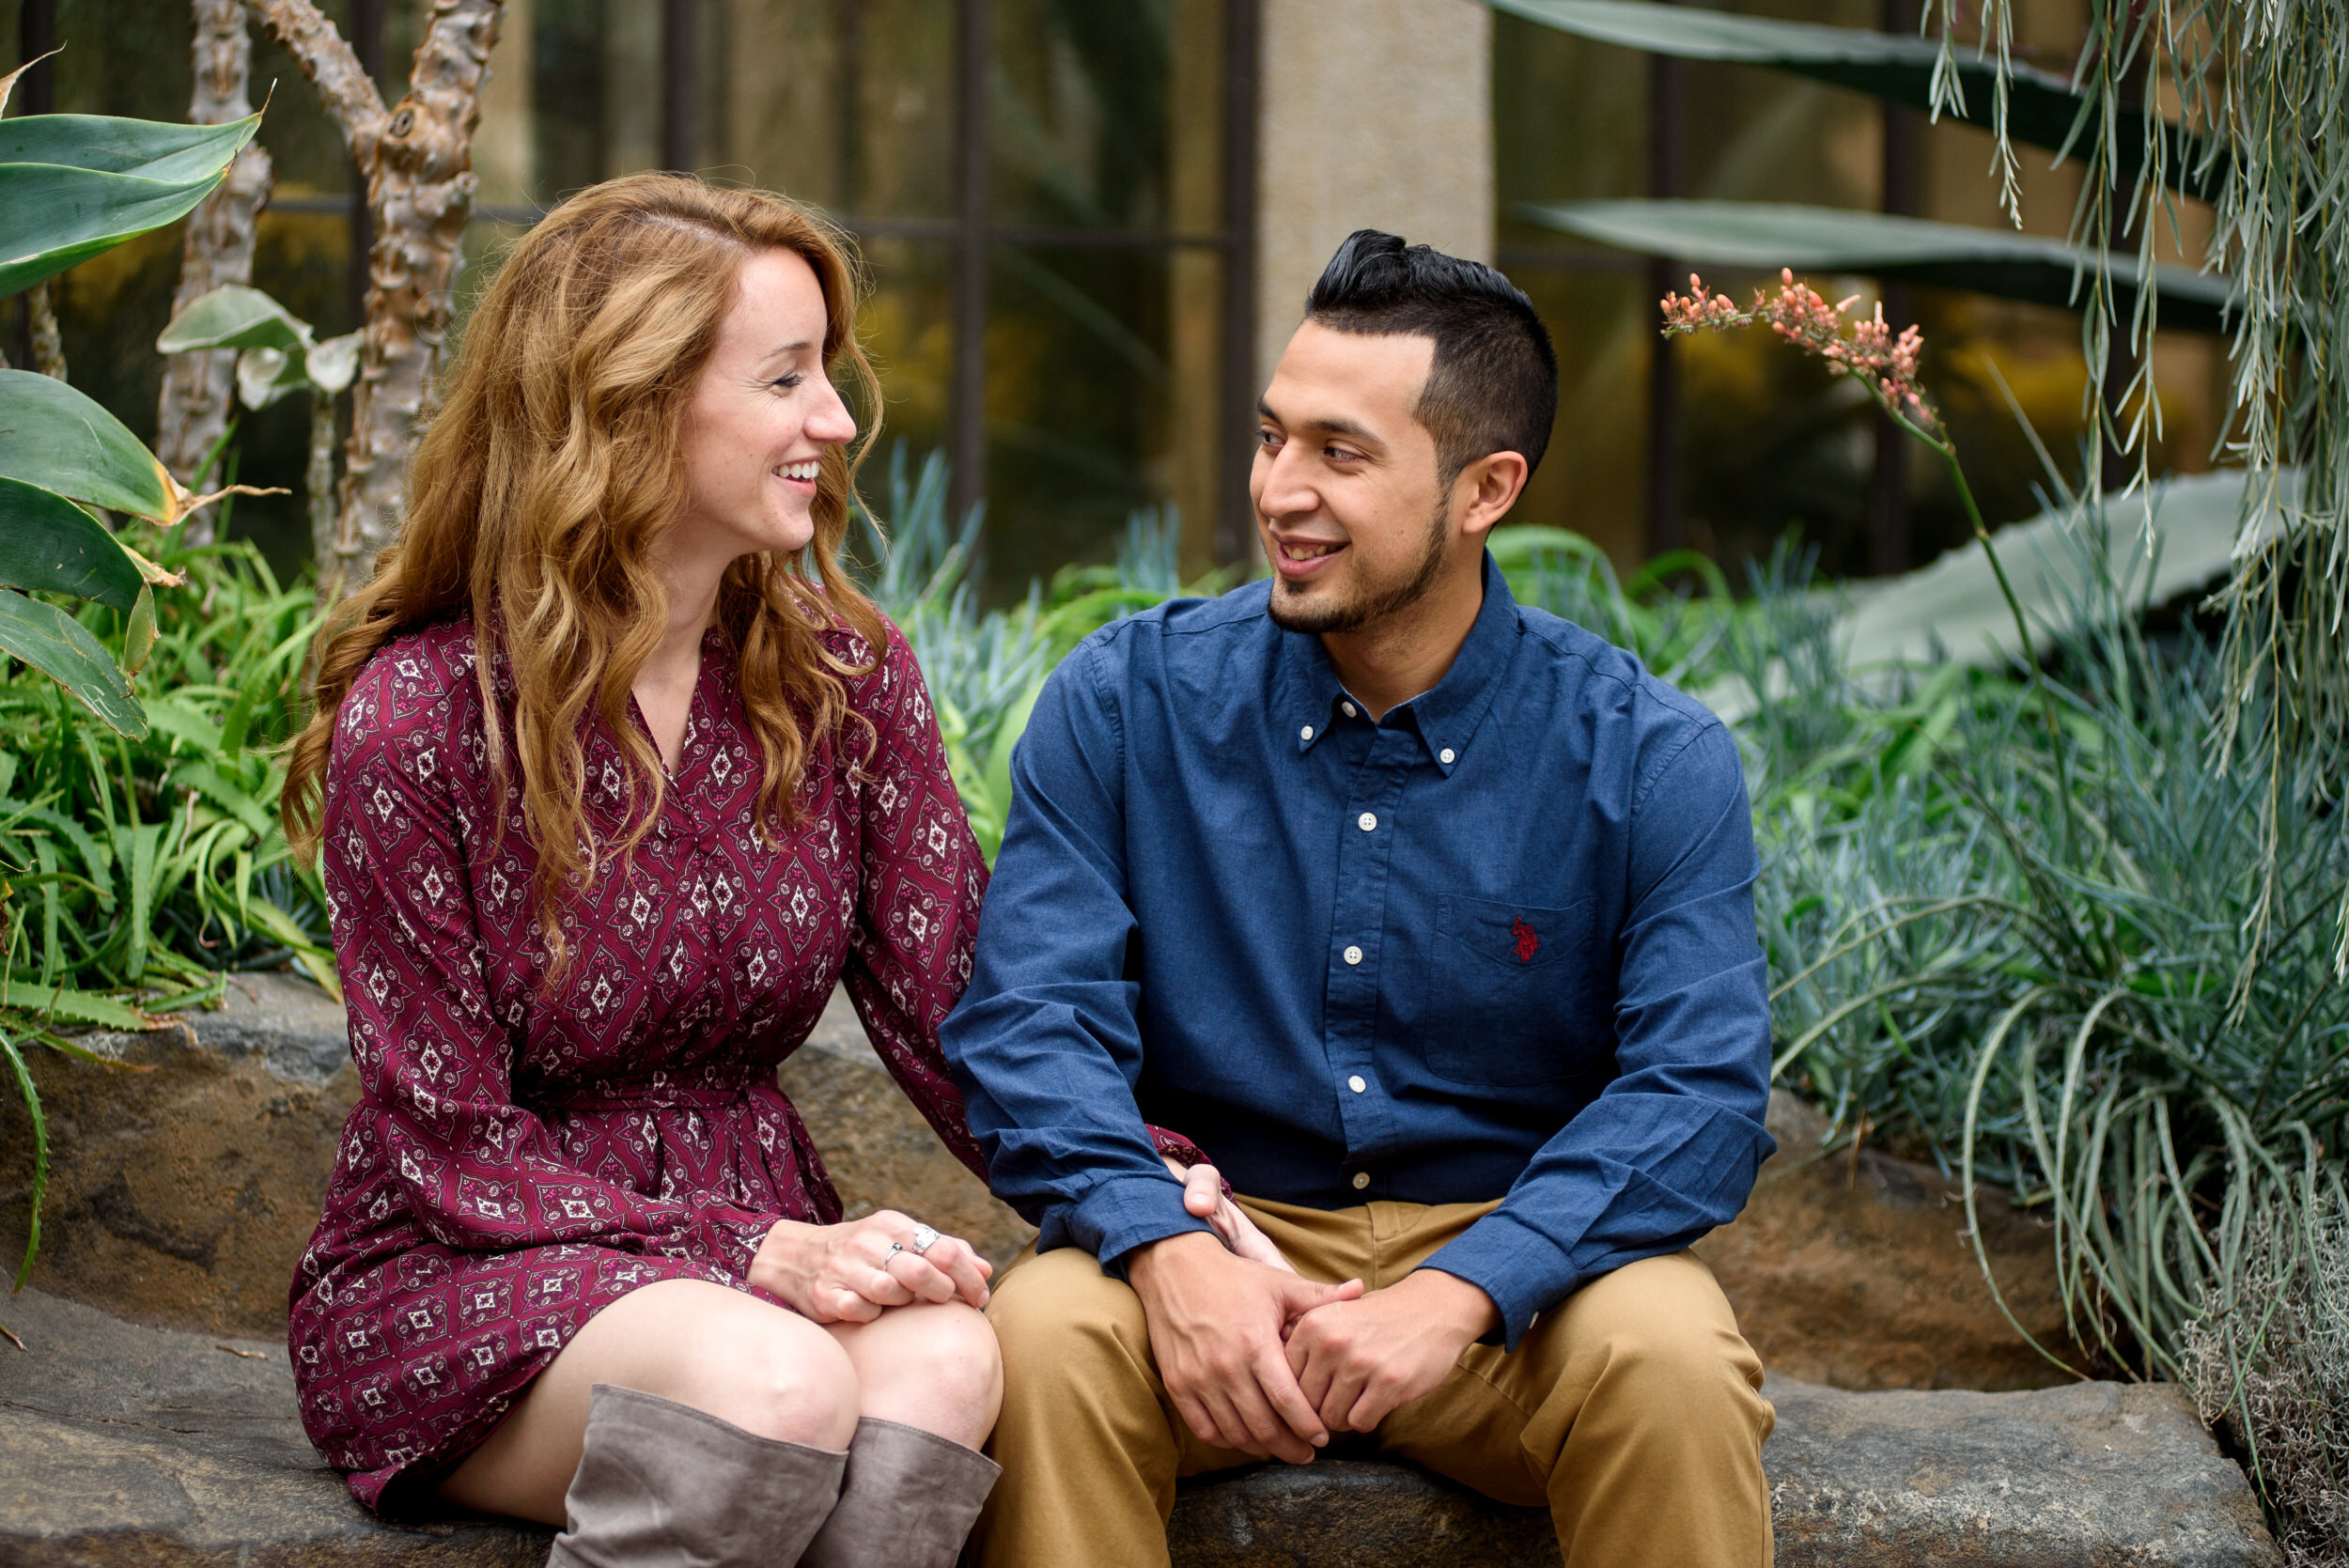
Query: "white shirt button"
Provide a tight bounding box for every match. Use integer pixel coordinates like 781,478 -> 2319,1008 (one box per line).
1343,944 -> 1363,966
1300,725 -> 1314,741
1439,748 -> 1456,765
1358,812 -> 1377,832
1342,702 -> 1358,719
1347,1074 -> 1367,1094
1351,1172 -> 1371,1191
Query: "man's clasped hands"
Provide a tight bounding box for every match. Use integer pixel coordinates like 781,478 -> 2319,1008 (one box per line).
1151,1162 -> 1503,1465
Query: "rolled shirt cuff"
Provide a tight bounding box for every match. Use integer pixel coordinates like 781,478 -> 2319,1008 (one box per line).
1420,1210 -> 1577,1352
1036,1170 -> 1216,1279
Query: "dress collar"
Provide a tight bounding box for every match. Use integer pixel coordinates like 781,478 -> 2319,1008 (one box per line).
1281,552 -> 1521,775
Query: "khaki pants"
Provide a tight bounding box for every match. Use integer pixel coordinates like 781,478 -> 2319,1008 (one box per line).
973,1194 -> 1774,1568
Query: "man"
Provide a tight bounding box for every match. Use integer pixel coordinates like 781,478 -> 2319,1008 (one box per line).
943,230 -> 1777,1568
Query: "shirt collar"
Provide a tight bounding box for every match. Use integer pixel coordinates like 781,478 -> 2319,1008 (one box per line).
1282,552 -> 1522,775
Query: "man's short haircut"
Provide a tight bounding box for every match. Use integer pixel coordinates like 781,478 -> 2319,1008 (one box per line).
1304,229 -> 1559,487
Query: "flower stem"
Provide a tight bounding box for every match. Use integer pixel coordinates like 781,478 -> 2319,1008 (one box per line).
1890,405 -> 2080,852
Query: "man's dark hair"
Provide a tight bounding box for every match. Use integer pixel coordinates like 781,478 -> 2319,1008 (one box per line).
1304,229 -> 1559,487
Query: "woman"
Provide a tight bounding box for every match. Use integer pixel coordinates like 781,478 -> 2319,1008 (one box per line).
280,173 -> 1233,1568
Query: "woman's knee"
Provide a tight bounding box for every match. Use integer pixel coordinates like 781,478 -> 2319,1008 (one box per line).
840,1300 -> 1003,1444
720,1312 -> 863,1448
594,1282 -> 861,1449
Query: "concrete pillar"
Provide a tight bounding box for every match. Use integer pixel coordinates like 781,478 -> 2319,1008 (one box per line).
1253,0 -> 1494,387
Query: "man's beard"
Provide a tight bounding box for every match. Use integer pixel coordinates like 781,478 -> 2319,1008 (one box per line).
1266,498 -> 1452,636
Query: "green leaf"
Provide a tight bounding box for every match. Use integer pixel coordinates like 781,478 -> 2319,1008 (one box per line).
0,113 -> 258,299
0,589 -> 145,737
6,982 -> 158,1032
1486,525 -> 1610,574
1702,468 -> 2279,722
983,675 -> 1048,823
117,821 -> 158,982
0,1022 -> 45,1288
1837,468 -> 2270,672
0,474 -> 145,612
307,331 -> 362,395
120,585 -> 156,678
144,696 -> 224,760
155,284 -> 312,357
157,286 -> 342,410
1486,0 -> 2219,200
15,803 -> 113,907
216,678 -> 260,757
0,370 -> 194,525
173,759 -> 272,840
233,347 -> 304,411
1518,200 -> 2237,334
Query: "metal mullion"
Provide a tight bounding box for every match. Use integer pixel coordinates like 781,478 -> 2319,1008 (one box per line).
1643,5 -> 1684,559
1217,0 -> 1261,566
949,0 -> 992,531
1870,0 -> 1920,574
661,0 -> 697,173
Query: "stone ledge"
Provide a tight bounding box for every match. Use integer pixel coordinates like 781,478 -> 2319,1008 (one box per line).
0,1287 -> 2279,1568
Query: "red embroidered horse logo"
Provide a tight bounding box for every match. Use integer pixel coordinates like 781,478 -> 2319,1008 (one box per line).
1511,916 -> 1539,963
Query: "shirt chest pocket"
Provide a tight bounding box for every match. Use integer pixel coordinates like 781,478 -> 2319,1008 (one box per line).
1422,893 -> 1612,1086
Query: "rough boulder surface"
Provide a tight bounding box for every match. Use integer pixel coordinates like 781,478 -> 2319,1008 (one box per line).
0,1285 -> 547,1565
0,980 -> 2284,1565
1696,1091 -> 2075,1391
0,972 -> 359,1337
0,1284 -> 2280,1567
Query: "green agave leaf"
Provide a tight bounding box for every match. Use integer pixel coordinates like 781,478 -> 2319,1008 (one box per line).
1488,0 -> 2220,200
156,283 -> 312,357
0,588 -> 145,737
0,113 -> 258,300
9,983 -> 162,1032
0,475 -> 145,612
1836,468 -> 2272,673
1518,199 -> 2236,334
0,369 -> 193,524
1703,468 -> 2276,722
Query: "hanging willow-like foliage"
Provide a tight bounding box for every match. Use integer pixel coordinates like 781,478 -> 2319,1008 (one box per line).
1924,1 -> 2349,967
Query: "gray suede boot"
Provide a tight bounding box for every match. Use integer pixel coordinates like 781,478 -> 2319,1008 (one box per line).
795,1418 -> 1001,1568
547,1383 -> 848,1568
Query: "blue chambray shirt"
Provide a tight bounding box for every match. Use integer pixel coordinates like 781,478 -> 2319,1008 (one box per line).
941,554 -> 1775,1348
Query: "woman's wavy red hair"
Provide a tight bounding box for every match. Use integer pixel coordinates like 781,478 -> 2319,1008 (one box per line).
282,172 -> 889,970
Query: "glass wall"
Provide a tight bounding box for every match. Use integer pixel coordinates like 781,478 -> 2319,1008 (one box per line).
8,0 -> 1244,600
1492,0 -> 2226,579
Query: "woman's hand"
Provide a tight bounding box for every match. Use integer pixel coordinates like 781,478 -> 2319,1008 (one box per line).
749,1210 -> 993,1323
1166,1157 -> 1296,1274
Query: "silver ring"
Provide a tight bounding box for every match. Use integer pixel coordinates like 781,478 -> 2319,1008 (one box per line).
910,1224 -> 940,1255
884,1241 -> 906,1262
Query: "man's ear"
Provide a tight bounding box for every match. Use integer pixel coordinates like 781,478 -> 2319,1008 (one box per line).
1455,451 -> 1531,540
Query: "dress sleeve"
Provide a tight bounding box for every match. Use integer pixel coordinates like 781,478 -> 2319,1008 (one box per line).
323,663 -> 775,1279
837,624 -> 994,1185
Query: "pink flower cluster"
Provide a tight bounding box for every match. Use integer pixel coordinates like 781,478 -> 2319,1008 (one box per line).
1660,269 -> 1943,440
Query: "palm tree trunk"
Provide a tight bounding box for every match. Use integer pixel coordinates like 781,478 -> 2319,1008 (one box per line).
159,0 -> 273,547
241,0 -> 505,604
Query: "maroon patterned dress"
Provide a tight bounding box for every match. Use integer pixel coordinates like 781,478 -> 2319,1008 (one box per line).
288,613 -> 989,1509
